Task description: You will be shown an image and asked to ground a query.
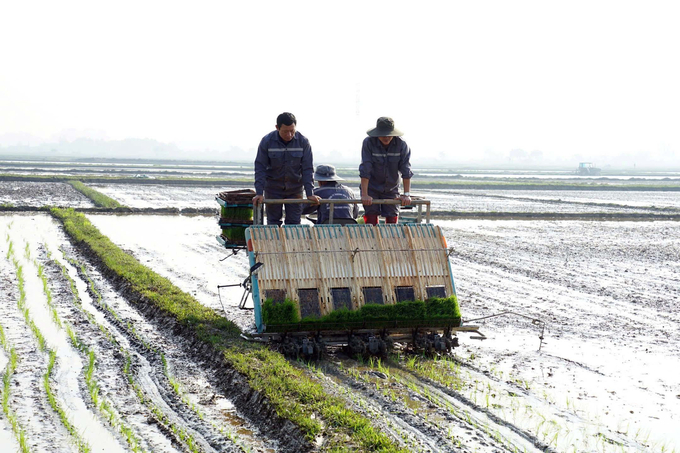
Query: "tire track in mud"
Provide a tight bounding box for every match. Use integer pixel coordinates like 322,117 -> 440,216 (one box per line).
1,232 -> 99,452
446,222 -> 680,335
55,247 -> 269,451
438,189 -> 680,214
1,215 -> 273,453
316,356 -> 550,453
50,247 -> 269,453
331,352 -> 651,453
46,248 -> 177,453
440,220 -> 680,451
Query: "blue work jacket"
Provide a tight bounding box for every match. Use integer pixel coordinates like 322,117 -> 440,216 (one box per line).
302,182 -> 359,224
358,136 -> 413,194
254,130 -> 314,196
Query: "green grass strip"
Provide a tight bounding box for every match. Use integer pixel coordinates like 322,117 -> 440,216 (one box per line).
224,344 -> 407,452
51,208 -> 240,341
50,207 -> 406,452
67,180 -> 124,208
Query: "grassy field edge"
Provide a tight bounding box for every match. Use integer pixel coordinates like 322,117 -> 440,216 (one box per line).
67,180 -> 125,208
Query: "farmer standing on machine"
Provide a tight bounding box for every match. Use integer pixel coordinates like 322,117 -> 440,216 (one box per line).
252,112 -> 321,225
359,117 -> 413,225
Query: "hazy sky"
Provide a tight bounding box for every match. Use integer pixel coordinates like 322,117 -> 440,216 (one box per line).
1,0 -> 679,165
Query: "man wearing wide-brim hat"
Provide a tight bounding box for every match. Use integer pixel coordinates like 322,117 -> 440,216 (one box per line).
302,164 -> 359,224
358,117 -> 413,225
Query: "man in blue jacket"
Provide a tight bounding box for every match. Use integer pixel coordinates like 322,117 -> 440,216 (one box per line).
302,164 -> 359,224
252,112 -> 320,225
359,117 -> 413,225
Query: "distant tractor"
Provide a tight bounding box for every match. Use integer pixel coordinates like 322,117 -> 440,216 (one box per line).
577,162 -> 601,176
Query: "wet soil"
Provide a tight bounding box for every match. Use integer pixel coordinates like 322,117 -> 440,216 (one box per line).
0,181 -> 94,208
2,181 -> 680,452
84,210 -> 680,452
0,214 -> 287,452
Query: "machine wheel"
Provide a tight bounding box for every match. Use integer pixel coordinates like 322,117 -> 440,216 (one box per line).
348,335 -> 366,356
382,336 -> 394,354
281,337 -> 299,358
314,338 -> 327,360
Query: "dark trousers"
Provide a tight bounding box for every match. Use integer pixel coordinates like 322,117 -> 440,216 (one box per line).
264,189 -> 304,226
362,189 -> 400,218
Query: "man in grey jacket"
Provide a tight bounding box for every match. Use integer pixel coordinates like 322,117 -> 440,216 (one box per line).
252,112 -> 320,225
359,117 -> 413,225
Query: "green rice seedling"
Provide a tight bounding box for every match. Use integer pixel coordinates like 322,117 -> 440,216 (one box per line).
35,259 -> 63,329
44,350 -> 91,453
376,358 -> 391,377
406,355 -> 417,370
264,296 -> 461,330
0,345 -> 30,453
39,252 -> 146,452
8,250 -> 48,352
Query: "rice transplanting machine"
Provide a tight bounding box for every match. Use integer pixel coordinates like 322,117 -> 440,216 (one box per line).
216,193 -> 484,358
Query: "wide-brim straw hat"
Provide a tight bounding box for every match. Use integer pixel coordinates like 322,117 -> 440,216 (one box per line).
314,164 -> 344,181
366,117 -> 403,137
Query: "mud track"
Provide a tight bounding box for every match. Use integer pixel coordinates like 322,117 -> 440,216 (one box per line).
67,236 -> 312,452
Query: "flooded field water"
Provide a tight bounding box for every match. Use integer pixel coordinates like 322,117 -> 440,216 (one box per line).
91,183 -> 680,215
1,177 -> 679,452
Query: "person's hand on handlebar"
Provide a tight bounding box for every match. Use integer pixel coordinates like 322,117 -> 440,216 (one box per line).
361,194 -> 373,206
307,194 -> 321,205
252,195 -> 264,206
400,194 -> 412,206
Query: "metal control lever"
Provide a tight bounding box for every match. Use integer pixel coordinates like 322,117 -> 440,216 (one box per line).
216,263 -> 264,314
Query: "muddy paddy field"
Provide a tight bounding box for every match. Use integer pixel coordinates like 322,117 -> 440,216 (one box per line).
1,177 -> 679,453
